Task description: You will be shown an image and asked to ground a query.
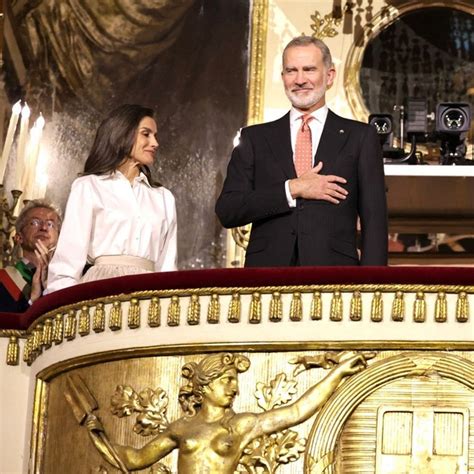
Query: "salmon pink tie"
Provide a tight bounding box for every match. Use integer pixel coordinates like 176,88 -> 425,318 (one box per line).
294,114 -> 314,177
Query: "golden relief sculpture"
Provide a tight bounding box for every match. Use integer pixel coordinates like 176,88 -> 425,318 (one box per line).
65,351 -> 371,473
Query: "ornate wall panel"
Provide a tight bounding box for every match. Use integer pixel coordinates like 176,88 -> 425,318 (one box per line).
29,348 -> 474,473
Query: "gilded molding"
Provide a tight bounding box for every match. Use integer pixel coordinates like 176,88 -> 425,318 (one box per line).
371,291 -> 383,322
247,0 -> 268,126
6,336 -> 19,365
17,284 -> 474,326
330,290 -> 343,321
42,318 -> 53,348
78,305 -> 91,336
187,294 -> 200,325
413,292 -> 426,323
109,301 -> 122,331
167,295 -> 180,326
35,341 -> 474,384
228,292 -> 241,323
435,291 -> 447,323
310,292 -> 322,320
290,292 -> 303,321
269,291 -> 283,322
148,296 -> 161,327
6,283 -> 474,366
128,298 -> 141,329
227,0 -> 268,263
0,329 -> 26,338
52,313 -> 63,344
349,290 -> 362,321
93,302 -> 106,332
64,310 -> 76,341
249,292 -> 262,323
456,292 -> 469,322
391,291 -> 405,321
30,379 -> 48,474
207,294 -> 220,324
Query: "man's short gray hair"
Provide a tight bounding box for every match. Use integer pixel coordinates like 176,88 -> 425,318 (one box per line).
282,35 -> 333,70
15,199 -> 63,232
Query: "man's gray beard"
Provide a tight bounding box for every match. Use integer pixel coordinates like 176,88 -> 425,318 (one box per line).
285,86 -> 326,110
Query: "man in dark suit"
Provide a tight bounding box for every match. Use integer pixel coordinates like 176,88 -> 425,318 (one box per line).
216,36 -> 387,266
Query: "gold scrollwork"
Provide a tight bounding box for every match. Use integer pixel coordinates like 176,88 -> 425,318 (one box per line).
310,11 -> 341,39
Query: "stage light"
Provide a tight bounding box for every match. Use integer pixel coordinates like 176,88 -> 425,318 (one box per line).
369,113 -> 418,164
368,114 -> 393,148
435,102 -> 471,165
436,102 -> 470,134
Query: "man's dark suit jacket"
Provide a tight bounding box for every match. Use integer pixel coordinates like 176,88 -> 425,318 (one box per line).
215,110 -> 388,266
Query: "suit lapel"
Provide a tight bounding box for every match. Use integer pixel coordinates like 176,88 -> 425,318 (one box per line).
314,110 -> 349,172
264,113 -> 296,179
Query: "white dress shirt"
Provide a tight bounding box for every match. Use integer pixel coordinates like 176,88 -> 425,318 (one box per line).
285,105 -> 329,207
47,171 -> 177,292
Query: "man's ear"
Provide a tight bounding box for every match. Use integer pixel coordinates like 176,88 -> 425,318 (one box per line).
326,67 -> 336,88
14,233 -> 23,246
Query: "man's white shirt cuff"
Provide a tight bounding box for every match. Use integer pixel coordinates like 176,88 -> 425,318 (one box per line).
285,180 -> 296,208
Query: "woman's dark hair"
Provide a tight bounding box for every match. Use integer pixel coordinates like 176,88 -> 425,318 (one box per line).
83,104 -> 160,186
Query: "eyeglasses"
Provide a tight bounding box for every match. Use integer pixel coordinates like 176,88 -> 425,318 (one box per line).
25,218 -> 59,230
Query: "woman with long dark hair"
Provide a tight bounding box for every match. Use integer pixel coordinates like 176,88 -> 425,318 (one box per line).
47,104 -> 177,292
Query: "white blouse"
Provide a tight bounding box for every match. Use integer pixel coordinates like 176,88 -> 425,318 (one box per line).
47,171 -> 177,292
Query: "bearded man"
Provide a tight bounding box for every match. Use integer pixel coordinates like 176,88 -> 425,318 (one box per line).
216,36 -> 387,266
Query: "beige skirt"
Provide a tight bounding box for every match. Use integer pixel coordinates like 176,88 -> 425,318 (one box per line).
80,255 -> 154,284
